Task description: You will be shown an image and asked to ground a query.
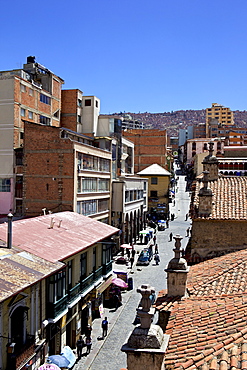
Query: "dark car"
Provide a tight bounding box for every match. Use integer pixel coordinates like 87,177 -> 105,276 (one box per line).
136,250 -> 151,266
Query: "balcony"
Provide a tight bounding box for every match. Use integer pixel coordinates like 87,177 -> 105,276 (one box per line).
47,265 -> 112,319
9,335 -> 35,370
102,261 -> 112,276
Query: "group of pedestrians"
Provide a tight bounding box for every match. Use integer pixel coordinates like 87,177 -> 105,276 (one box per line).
76,324 -> 92,359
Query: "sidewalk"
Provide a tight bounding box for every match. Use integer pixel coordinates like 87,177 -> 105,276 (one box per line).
73,233 -> 155,369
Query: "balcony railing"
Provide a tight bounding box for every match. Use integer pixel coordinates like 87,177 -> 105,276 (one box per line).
102,261 -> 112,276
48,265 -> 113,319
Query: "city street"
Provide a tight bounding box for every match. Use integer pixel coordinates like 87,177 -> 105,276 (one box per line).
74,172 -> 191,370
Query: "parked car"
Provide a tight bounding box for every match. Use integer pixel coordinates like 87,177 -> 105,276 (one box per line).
136,249 -> 151,266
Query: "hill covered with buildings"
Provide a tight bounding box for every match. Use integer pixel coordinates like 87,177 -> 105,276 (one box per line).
116,109 -> 247,136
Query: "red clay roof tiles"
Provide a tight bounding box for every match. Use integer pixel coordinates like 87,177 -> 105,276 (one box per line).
156,248 -> 247,369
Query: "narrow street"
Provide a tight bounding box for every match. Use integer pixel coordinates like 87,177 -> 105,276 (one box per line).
75,172 -> 191,370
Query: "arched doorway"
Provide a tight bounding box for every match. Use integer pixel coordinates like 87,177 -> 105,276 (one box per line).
11,306 -> 27,352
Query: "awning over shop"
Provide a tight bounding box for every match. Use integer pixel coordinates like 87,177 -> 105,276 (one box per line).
96,276 -> 113,294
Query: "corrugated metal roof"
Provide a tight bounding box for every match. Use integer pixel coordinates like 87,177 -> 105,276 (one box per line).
0,211 -> 119,263
0,248 -> 64,303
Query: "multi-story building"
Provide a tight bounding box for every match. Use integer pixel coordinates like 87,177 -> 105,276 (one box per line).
206,103 -> 234,136
23,122 -> 112,223
0,56 -> 64,216
122,129 -> 168,173
137,163 -> 171,221
0,230 -> 63,370
0,212 -> 118,365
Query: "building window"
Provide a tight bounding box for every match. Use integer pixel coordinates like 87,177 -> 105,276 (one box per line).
28,111 -> 33,119
78,99 -> 82,107
85,99 -> 91,106
40,115 -> 51,125
96,100 -> 98,108
192,142 -> 196,151
80,252 -> 87,280
78,115 -> 81,123
151,177 -> 158,185
93,247 -> 96,271
0,178 -> 11,192
150,190 -> 158,197
21,108 -> 26,117
68,260 -> 72,290
82,178 -> 97,192
20,84 -> 26,93
102,244 -> 112,265
29,88 -> 33,96
98,179 -> 110,191
40,93 -> 51,105
98,199 -> 109,212
80,200 -> 97,216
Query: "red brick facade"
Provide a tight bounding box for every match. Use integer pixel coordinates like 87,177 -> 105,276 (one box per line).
23,122 -> 74,217
123,129 -> 168,172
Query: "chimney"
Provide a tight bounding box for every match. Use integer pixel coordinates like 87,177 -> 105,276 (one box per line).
198,170 -> 213,217
202,141 -> 219,181
7,213 -> 13,249
165,234 -> 189,298
49,217 -> 55,229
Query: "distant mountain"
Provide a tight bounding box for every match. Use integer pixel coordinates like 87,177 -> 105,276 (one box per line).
116,110 -> 247,136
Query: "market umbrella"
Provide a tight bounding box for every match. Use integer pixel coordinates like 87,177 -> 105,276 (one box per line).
60,346 -> 76,368
39,364 -> 61,370
112,277 -> 128,288
47,355 -> 70,369
120,244 -> 132,249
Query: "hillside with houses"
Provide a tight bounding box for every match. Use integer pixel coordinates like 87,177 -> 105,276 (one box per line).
115,109 -> 247,136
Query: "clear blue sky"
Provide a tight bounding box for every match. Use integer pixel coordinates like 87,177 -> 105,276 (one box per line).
1,0 -> 247,114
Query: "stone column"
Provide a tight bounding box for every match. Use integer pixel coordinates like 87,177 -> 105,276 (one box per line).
121,284 -> 169,370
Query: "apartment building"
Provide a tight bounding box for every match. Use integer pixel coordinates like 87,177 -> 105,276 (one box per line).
23,122 -> 112,223
0,56 -> 64,215
206,103 -> 234,136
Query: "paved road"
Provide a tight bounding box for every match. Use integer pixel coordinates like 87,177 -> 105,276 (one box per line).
75,173 -> 191,370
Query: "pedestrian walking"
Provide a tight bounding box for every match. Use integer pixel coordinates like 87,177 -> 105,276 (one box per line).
85,324 -> 92,339
76,335 -> 84,359
131,247 -> 136,258
166,220 -> 169,228
185,213 -> 188,221
153,234 -> 156,244
126,248 -> 130,259
169,232 -> 173,242
101,317 -> 108,337
154,253 -> 160,265
186,227 -> 190,237
130,255 -> 134,269
155,244 -> 159,254
85,336 -> 92,354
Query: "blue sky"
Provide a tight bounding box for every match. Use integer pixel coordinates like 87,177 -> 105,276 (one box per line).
1,0 -> 247,114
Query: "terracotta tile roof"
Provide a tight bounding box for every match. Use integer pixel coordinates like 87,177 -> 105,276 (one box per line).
192,177 -> 247,220
156,249 -> 247,369
187,249 -> 247,296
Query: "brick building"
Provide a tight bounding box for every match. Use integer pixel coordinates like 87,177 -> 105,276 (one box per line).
23,122 -> 112,223
0,56 -> 64,215
122,129 -> 168,173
